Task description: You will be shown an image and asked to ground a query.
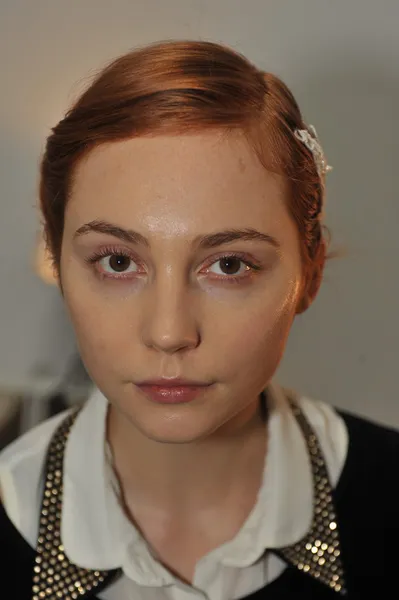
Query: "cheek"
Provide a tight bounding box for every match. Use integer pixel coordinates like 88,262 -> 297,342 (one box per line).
213,278 -> 300,374
62,278 -> 133,373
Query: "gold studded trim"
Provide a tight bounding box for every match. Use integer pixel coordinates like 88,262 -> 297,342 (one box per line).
32,409 -> 117,600
32,395 -> 347,599
272,395 -> 347,595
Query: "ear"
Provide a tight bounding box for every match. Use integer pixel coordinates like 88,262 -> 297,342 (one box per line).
34,233 -> 59,287
295,248 -> 326,315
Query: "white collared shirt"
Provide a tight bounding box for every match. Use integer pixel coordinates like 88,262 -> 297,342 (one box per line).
0,382 -> 348,600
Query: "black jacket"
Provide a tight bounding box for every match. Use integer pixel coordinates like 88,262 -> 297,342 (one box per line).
2,410 -> 399,599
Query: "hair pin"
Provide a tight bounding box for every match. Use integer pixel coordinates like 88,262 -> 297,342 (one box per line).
294,124 -> 333,178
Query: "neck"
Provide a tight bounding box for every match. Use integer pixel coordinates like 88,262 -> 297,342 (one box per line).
107,394 -> 268,515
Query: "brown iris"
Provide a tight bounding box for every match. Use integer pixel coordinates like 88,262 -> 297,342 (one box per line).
109,255 -> 132,272
219,257 -> 242,275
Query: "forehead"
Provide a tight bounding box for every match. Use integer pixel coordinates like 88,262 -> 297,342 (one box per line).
68,131 -> 294,239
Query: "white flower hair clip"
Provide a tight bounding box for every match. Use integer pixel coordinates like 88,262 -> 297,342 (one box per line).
294,124 -> 333,178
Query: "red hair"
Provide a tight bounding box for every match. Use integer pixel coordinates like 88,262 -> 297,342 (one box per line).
40,39 -> 330,312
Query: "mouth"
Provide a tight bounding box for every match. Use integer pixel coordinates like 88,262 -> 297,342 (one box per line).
135,380 -> 213,404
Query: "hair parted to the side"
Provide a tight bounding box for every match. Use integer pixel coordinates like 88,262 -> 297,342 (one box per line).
39,38 -> 331,313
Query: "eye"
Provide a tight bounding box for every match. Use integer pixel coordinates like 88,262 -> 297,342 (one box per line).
98,254 -> 138,275
203,254 -> 263,282
208,256 -> 250,277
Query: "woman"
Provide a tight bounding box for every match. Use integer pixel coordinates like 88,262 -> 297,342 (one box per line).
1,39 -> 398,600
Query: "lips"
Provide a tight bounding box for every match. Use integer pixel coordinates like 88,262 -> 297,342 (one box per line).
136,381 -> 212,404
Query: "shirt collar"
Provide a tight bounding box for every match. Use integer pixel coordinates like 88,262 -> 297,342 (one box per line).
61,382 -> 313,580
62,390 -> 131,569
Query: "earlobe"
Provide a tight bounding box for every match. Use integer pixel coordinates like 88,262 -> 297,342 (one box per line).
295,293 -> 312,315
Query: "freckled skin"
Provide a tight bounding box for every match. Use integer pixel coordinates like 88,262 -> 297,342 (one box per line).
61,130 -> 305,444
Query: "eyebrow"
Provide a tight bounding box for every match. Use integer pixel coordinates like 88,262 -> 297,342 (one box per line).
74,219 -> 281,250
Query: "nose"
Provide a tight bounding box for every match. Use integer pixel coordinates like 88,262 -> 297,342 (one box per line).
140,275 -> 200,354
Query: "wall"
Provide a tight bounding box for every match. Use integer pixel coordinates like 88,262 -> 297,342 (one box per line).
0,0 -> 398,425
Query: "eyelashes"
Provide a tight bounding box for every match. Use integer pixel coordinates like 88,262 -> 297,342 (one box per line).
85,245 -> 264,285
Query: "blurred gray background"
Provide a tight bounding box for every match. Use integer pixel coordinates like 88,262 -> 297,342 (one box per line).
0,0 -> 398,430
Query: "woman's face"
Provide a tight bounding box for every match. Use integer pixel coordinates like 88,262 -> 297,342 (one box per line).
61,130 -> 303,443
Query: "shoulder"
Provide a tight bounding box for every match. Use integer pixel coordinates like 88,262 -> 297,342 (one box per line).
336,409 -> 399,487
311,404 -> 399,522
339,407 -> 399,447
284,385 -> 399,489
329,411 -> 399,583
0,408 -> 73,540
290,390 -> 399,579
288,386 -> 399,473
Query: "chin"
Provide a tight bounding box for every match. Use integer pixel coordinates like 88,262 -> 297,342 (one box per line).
114,396 -> 224,444
132,408 -> 223,444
